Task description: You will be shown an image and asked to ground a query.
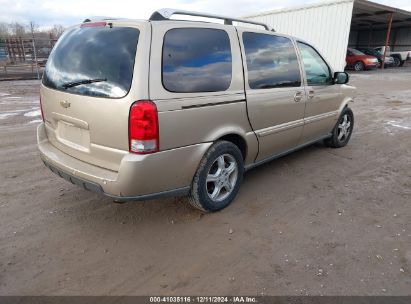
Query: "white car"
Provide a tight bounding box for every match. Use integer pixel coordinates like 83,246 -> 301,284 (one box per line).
375,46 -> 409,67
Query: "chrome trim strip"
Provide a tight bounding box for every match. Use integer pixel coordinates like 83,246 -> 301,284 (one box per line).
304,110 -> 339,124
181,99 -> 245,110
257,119 -> 304,137
256,110 -> 338,138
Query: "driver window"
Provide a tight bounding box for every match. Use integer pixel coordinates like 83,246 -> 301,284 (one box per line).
298,42 -> 332,86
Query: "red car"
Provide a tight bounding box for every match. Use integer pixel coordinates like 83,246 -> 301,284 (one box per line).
346,48 -> 379,71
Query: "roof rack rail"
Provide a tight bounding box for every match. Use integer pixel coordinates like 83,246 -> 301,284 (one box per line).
149,8 -> 274,31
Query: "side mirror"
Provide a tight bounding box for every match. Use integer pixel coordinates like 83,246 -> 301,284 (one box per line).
334,72 -> 349,84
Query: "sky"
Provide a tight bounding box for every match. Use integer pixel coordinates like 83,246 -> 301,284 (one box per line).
1,0 -> 411,29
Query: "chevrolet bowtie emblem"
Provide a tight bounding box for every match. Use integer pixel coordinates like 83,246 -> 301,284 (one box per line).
60,100 -> 71,108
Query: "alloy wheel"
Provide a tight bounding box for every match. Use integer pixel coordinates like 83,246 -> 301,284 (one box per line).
354,62 -> 363,71
337,114 -> 352,143
206,154 -> 238,202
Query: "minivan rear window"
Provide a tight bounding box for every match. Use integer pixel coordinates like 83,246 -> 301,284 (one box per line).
42,26 -> 139,98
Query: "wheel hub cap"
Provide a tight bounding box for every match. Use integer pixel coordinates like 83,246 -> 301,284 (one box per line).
337,114 -> 351,142
206,154 -> 238,202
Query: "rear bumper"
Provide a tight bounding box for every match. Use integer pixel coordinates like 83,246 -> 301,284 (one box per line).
37,123 -> 211,200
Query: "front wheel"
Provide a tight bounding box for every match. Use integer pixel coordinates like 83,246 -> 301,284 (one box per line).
354,61 -> 364,71
188,141 -> 244,212
325,107 -> 354,148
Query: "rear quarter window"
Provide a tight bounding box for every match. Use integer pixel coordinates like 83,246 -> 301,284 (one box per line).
42,26 -> 139,98
162,28 -> 232,93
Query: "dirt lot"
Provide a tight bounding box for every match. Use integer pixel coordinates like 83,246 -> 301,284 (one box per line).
0,66 -> 410,296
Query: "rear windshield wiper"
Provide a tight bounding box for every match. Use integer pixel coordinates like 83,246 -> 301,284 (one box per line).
62,78 -> 107,89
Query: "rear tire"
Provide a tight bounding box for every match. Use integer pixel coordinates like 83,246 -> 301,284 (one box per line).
393,56 -> 401,67
354,61 -> 364,71
188,141 -> 244,212
325,107 -> 354,148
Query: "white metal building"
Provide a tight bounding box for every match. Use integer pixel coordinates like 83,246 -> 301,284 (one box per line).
243,0 -> 411,71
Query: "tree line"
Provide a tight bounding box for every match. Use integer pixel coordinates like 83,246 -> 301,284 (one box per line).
0,22 -> 65,39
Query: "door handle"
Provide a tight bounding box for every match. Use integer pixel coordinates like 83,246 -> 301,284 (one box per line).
308,90 -> 315,99
294,91 -> 303,102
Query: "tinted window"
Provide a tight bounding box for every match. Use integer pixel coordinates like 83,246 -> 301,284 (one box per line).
43,26 -> 139,98
242,32 -> 301,89
162,28 -> 232,93
359,49 -> 372,56
298,42 -> 332,86
349,48 -> 365,56
374,48 -> 383,55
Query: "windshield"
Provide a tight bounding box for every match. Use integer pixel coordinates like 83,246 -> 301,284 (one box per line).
350,48 -> 366,56
42,26 -> 139,98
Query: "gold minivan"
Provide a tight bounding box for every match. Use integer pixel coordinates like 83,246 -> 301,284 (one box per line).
38,9 -> 355,212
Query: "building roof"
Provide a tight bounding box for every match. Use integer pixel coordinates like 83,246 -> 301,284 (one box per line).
243,0 -> 411,30
243,0 -> 352,18
352,0 -> 411,30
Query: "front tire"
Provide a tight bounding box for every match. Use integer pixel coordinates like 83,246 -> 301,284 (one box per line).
325,107 -> 354,148
188,141 -> 244,212
354,61 -> 364,71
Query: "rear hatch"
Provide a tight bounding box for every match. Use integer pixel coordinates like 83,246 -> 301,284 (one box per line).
41,22 -> 142,171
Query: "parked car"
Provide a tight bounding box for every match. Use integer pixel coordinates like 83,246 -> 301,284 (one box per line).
375,46 -> 409,67
346,48 -> 379,71
38,9 -> 356,212
357,48 -> 394,68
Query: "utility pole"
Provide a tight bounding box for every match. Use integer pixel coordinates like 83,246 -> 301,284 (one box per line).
382,13 -> 393,70
30,21 -> 40,79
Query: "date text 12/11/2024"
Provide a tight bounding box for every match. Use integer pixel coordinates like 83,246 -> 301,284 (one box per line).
149,297 -> 258,303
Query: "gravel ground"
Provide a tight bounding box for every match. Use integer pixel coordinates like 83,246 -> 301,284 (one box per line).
0,66 -> 410,296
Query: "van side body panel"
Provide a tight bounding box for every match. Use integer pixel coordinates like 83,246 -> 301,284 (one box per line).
294,40 -> 343,144
236,27 -> 306,161
149,21 -> 258,165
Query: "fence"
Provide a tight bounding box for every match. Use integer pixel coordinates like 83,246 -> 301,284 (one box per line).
0,36 -> 57,80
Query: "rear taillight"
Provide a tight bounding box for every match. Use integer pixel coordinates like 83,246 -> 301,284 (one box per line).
129,100 -> 159,154
40,95 -> 44,122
